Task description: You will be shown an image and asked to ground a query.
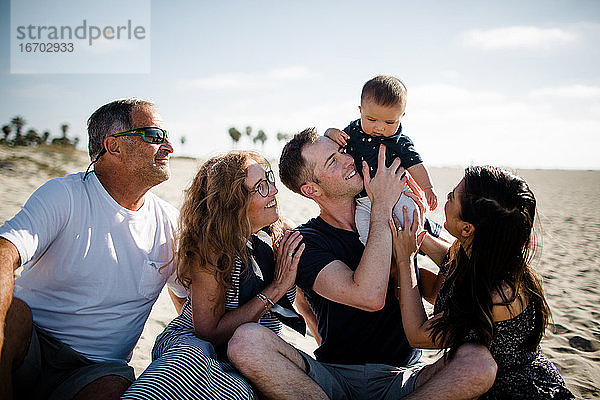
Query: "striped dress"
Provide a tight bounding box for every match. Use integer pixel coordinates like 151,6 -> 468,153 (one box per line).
122,234 -> 296,400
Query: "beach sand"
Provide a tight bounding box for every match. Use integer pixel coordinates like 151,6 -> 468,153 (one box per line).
1,145 -> 598,398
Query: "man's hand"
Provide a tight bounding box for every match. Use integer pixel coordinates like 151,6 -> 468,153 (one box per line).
324,128 -> 349,147
362,144 -> 406,214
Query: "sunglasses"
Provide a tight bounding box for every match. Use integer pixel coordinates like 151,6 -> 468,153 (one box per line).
112,126 -> 168,144
250,170 -> 276,198
83,126 -> 169,181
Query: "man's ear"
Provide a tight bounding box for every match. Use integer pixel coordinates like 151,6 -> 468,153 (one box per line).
460,222 -> 475,239
300,182 -> 320,199
104,136 -> 121,157
358,105 -> 362,114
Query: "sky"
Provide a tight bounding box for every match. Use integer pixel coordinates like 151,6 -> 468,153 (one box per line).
1,0 -> 599,170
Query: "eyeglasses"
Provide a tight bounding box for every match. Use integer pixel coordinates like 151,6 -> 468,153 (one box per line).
249,170 -> 276,198
112,126 -> 168,144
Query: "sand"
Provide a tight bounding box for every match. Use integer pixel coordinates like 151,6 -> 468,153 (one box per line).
1,145 -> 598,399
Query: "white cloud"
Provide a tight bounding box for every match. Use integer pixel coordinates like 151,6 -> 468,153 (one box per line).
530,85 -> 600,99
172,81 -> 600,169
590,103 -> 600,117
267,66 -> 312,80
403,83 -> 600,169
440,70 -> 459,80
462,26 -> 578,50
181,66 -> 315,90
10,83 -> 74,99
185,73 -> 254,89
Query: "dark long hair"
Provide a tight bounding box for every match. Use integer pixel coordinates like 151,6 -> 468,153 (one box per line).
429,166 -> 550,358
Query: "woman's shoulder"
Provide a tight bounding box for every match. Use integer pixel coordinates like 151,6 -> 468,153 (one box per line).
491,284 -> 528,322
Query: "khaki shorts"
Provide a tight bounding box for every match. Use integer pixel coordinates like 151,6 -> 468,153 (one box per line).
299,350 -> 424,400
13,324 -> 135,400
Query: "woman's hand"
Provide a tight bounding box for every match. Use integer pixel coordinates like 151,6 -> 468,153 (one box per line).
272,230 -> 305,294
388,206 -> 425,266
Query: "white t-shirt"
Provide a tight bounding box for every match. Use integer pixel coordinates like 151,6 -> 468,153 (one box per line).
0,172 -> 185,363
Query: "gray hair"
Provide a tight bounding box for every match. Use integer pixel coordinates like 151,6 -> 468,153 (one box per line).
87,98 -> 155,160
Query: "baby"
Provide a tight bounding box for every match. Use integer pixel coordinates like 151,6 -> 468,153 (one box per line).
325,75 -> 437,244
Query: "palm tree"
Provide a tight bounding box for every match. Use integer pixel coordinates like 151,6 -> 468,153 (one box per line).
11,116 -> 26,146
228,127 -> 242,148
253,129 -> 267,149
1,124 -> 11,142
25,128 -> 41,145
60,123 -> 69,139
42,130 -> 50,144
276,132 -> 290,142
245,126 -> 252,137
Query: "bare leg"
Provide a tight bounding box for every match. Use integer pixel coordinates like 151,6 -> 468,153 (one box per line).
228,323 -> 329,400
73,375 -> 132,400
0,297 -> 33,399
405,343 -> 497,400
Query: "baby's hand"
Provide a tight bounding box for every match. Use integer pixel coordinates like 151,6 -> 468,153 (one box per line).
324,128 -> 349,147
424,188 -> 438,211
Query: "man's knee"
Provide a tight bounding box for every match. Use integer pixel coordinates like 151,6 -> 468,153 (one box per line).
454,343 -> 497,393
2,297 -> 33,368
228,323 -> 272,369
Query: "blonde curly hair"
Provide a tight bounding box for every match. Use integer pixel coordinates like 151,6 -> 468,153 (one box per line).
176,151 -> 283,291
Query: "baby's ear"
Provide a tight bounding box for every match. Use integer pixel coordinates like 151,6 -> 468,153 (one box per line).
300,182 -> 320,199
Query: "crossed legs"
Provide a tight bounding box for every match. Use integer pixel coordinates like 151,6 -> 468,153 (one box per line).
228,322 -> 497,400
228,323 -> 329,400
407,343 -> 497,400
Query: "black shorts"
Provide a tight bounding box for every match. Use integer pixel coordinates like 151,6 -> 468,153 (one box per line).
13,324 -> 135,400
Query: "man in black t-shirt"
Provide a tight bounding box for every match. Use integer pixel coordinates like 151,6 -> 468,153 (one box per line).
228,129 -> 497,400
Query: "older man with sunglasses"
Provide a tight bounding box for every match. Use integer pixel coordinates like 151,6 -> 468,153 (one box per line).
0,98 -> 187,400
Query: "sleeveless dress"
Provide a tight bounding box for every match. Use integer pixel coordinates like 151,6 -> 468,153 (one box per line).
122,234 -> 300,400
434,259 -> 574,399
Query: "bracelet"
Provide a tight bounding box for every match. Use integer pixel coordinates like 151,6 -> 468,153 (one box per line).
256,292 -> 274,312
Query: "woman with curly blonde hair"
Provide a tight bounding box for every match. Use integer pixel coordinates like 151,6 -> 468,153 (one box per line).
123,151 -> 306,400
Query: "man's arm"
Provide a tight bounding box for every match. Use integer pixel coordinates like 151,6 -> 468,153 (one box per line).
313,145 -> 406,311
312,205 -> 395,311
0,238 -> 21,355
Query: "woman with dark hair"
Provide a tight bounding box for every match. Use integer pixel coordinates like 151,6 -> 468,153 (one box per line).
392,166 -> 573,399
122,151 -> 307,399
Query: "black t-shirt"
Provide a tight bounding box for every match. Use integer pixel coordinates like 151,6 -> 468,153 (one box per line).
295,217 -> 421,366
